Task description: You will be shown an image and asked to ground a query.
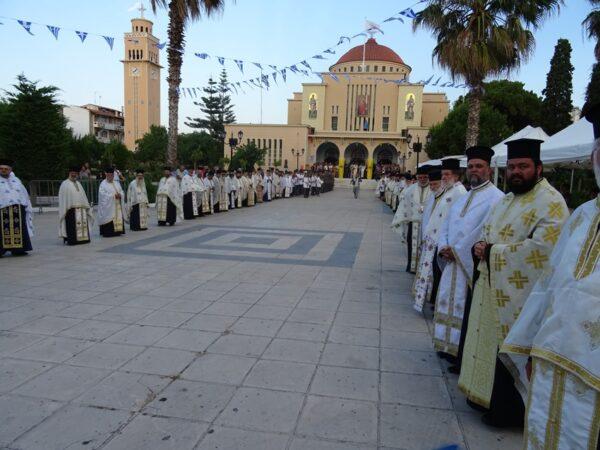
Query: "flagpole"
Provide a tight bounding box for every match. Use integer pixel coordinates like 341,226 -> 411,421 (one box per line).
260,69 -> 263,124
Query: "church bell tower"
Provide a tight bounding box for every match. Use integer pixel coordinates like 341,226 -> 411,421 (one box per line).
122,4 -> 162,150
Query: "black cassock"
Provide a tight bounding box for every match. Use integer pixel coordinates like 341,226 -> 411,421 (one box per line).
64,207 -> 90,245
1,204 -> 32,255
183,192 -> 195,220
158,197 -> 177,226
129,204 -> 147,231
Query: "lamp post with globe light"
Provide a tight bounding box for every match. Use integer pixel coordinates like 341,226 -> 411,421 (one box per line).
406,133 -> 432,172
291,148 -> 304,170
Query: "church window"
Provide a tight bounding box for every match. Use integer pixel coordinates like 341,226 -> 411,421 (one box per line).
374,66 -> 378,72
145,27 -> 148,32
382,66 -> 386,72
268,139 -> 272,148
390,66 -> 393,72
331,116 -> 338,131
357,66 -> 362,72
382,117 -> 389,132
344,67 -> 347,72
140,50 -> 143,59
263,139 -> 266,148
350,66 -> 354,72
279,149 -> 282,158
366,65 -> 370,72
279,139 -> 283,149
363,118 -> 369,131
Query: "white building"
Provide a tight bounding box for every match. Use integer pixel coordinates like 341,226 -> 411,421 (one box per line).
63,104 -> 125,144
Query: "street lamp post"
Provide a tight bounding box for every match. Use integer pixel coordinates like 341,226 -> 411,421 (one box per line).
228,133 -> 238,160
291,148 -> 304,170
406,133 -> 431,172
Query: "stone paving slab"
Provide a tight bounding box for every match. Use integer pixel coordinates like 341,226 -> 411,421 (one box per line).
0,190 -> 522,449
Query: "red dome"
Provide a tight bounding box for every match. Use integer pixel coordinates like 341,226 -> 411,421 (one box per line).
334,38 -> 405,65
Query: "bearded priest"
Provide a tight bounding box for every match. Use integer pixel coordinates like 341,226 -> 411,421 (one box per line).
458,138 -> 569,428
98,167 -> 126,237
499,103 -> 600,448
157,167 -> 181,226
127,169 -> 149,231
58,166 -> 93,244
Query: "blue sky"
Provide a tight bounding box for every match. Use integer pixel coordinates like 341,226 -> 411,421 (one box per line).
0,0 -> 596,132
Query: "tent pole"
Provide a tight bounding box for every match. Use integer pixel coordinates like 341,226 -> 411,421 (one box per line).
569,168 -> 574,193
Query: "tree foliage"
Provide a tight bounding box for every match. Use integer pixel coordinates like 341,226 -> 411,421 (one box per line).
229,142 -> 265,172
0,74 -> 71,183
541,39 -> 574,135
426,80 -> 541,159
135,125 -> 168,165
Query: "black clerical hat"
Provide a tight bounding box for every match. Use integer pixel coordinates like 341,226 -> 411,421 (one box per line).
583,101 -> 600,140
0,158 -> 14,167
465,145 -> 495,163
104,166 -> 115,174
441,158 -> 460,170
416,165 -> 430,175
163,166 -> 172,171
428,169 -> 442,181
505,138 -> 543,162
68,165 -> 81,173
208,170 -> 214,176
135,168 -> 145,174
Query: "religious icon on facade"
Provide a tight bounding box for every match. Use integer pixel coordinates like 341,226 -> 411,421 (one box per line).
308,93 -> 318,119
356,94 -> 370,117
405,94 -> 415,121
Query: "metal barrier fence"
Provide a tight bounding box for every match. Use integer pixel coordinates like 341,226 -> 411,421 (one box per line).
29,179 -> 100,212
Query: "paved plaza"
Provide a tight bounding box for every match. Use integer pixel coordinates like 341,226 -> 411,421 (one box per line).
0,189 -> 521,450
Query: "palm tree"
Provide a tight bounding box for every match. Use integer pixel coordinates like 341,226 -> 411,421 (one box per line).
583,0 -> 600,61
413,1 -> 562,148
149,0 -> 225,165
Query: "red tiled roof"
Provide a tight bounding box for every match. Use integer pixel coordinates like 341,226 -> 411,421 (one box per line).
335,38 -> 405,65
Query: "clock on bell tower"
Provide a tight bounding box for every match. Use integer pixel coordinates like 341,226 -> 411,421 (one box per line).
122,4 -> 162,150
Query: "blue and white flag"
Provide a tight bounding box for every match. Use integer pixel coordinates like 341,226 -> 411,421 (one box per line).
383,16 -> 404,23
103,36 -> 114,50
323,48 -> 335,55
156,41 -> 167,50
217,56 -> 225,65
75,30 -> 87,43
352,32 -> 367,39
230,84 -> 238,95
299,69 -> 309,76
234,59 -> 244,73
261,74 -> 270,89
181,88 -> 186,98
312,54 -> 325,60
272,71 -> 278,84
300,60 -> 311,70
280,68 -> 287,82
431,76 -> 442,86
312,72 -> 323,82
337,36 -> 350,45
252,62 -> 263,70
422,74 -> 434,85
243,80 -> 253,90
17,20 -> 34,35
289,65 -> 299,74
330,73 -> 339,82
399,8 -> 417,19
268,64 -> 278,71
47,25 -> 60,40
191,87 -> 197,97
195,52 -> 209,59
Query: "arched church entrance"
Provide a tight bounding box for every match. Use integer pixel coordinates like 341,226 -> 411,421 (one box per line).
344,143 -> 368,178
316,142 -> 340,165
373,143 -> 398,165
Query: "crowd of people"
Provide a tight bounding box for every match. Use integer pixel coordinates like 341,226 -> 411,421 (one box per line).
380,105 -> 600,448
0,165 -> 334,251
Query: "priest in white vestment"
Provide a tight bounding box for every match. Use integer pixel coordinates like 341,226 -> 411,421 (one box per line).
263,170 -> 273,201
202,171 -> 215,214
127,168 -> 149,231
58,166 -> 93,245
157,167 -> 182,226
226,171 -> 239,209
98,167 -> 126,237
246,170 -> 256,206
255,169 -> 264,203
458,138 -> 570,428
273,170 -> 281,199
399,166 -> 432,273
181,170 -> 197,220
499,104 -> 600,448
217,171 -> 229,211
0,159 -> 34,256
433,148 -> 504,368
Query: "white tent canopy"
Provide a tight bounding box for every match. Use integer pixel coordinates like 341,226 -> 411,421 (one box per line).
536,119 -> 594,165
419,154 -> 467,168
491,126 -> 549,168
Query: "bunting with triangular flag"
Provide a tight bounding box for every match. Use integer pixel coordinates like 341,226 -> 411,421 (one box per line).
46,25 -> 60,40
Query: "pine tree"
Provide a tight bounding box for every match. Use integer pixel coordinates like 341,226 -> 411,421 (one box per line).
586,63 -> 600,107
185,69 -> 236,145
541,39 -> 574,135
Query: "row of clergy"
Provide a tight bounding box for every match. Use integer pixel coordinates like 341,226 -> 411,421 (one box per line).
388,106 -> 600,448
0,165 -> 333,254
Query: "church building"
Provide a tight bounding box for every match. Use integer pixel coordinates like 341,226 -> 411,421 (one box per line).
225,38 -> 449,178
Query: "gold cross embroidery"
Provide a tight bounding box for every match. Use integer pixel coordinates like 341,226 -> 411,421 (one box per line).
569,214 -> 584,234
525,250 -> 548,270
498,224 -> 514,241
519,192 -> 536,206
493,254 -> 507,272
508,243 -> 522,253
495,289 -> 510,308
543,225 -> 561,245
508,271 -> 529,289
521,209 -> 537,228
547,201 -> 565,220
